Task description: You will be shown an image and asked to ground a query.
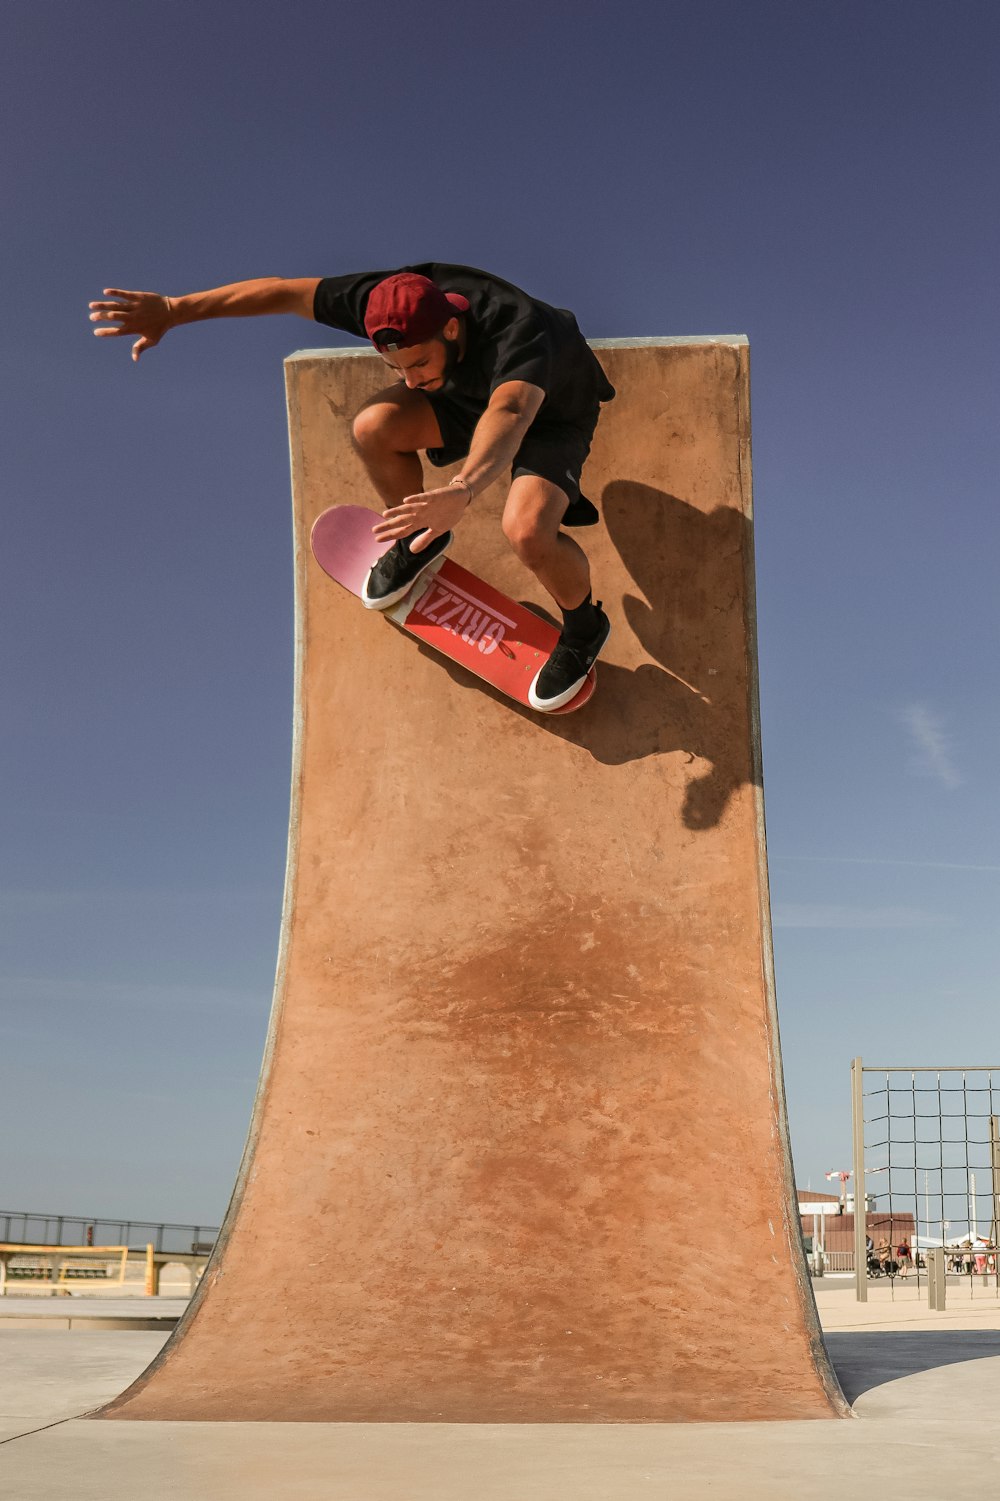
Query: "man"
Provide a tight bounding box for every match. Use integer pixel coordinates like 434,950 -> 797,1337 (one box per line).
89,263 -> 614,710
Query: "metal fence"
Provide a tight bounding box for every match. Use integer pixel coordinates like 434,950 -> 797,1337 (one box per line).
0,1209 -> 219,1255
810,1250 -> 855,1274
851,1058 -> 1000,1302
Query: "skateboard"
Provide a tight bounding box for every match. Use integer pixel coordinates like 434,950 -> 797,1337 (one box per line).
310,505 -> 597,714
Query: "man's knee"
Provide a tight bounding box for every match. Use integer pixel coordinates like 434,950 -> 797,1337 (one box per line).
351,401 -> 398,456
351,387 -> 440,457
502,502 -> 559,567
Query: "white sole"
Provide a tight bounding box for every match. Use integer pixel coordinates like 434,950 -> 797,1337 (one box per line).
361,536 -> 452,611
528,670 -> 591,712
528,618 -> 611,712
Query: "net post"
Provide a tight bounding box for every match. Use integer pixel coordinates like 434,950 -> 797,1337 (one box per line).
984,1116 -> 990,1254
852,1056 -> 867,1302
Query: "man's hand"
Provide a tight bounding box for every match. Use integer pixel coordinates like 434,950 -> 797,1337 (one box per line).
372,485 -> 470,552
89,288 -> 174,362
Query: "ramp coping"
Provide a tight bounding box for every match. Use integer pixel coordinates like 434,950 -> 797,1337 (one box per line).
286,335 -> 748,363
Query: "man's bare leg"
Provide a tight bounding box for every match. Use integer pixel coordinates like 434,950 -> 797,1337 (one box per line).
501,474 -> 592,609
503,475 -> 609,710
350,385 -> 456,610
351,385 -> 443,508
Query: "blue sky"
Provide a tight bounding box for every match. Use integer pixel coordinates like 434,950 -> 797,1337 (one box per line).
2,0 -> 997,1224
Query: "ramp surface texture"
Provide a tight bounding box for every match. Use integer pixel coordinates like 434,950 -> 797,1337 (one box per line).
102,340 -> 846,1422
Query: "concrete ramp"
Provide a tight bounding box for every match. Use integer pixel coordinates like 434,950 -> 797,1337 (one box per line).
101,339 -> 847,1422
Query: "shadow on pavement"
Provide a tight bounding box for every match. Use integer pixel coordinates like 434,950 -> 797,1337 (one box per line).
824,1330 -> 1000,1402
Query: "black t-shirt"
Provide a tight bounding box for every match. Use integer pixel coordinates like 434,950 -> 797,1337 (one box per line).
312,263 -> 615,425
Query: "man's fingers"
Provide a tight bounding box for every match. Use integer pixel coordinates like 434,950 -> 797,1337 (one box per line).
371,518 -> 436,551
372,515 -> 426,543
374,507 -> 420,532
372,520 -> 412,541
381,501 -> 423,520
377,514 -> 418,533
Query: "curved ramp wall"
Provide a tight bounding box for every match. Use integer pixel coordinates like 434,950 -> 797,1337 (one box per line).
102,338 -> 847,1422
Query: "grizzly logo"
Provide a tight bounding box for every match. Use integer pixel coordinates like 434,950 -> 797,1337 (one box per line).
412,579 -> 514,655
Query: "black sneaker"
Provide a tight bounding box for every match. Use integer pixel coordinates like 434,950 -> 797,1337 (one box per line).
361,530 -> 453,610
528,604 -> 611,712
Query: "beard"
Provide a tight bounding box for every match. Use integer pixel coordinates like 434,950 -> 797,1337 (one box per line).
437,333 -> 462,391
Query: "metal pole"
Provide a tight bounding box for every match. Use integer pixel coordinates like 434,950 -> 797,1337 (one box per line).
924,1248 -> 942,1308
927,1247 -> 946,1311
984,1116 -> 990,1254
852,1056 -> 868,1301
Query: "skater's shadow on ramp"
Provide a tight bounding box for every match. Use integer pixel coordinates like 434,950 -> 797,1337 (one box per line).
547,660 -> 749,831
408,480 -> 761,832
549,480 -> 761,830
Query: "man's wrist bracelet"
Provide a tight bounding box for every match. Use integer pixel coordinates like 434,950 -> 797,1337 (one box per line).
449,476 -> 474,502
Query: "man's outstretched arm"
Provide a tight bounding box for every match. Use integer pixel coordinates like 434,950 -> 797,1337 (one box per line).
88,277 -> 322,362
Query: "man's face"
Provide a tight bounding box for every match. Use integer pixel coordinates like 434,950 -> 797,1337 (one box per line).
378,318 -> 462,393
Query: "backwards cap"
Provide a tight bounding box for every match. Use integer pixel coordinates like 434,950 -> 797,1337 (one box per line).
363,272 -> 469,350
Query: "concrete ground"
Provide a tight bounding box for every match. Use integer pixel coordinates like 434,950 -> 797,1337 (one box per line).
0,1295 -> 188,1331
3,1289 -> 1000,1499
814,1273 -> 1000,1331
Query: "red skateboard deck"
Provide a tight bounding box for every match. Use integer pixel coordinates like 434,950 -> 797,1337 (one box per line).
310,506 -> 597,714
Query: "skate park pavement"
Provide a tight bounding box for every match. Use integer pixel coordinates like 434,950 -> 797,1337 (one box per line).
2,1286 -> 999,1499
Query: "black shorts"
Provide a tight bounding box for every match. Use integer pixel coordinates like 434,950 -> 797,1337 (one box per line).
424,393 -> 603,509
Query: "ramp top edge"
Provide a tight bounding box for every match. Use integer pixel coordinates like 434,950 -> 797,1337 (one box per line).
285,335 -> 748,364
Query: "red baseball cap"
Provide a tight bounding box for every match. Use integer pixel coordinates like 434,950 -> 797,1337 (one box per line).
364,272 -> 469,349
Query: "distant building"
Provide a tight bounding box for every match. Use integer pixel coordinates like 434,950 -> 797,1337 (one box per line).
796,1188 -> 915,1260
796,1188 -> 842,1217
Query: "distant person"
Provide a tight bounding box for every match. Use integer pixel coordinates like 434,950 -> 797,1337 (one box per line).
896,1238 -> 912,1277
88,265 -> 615,712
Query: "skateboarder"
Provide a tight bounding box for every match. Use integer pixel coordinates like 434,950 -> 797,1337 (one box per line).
89,263 -> 614,711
